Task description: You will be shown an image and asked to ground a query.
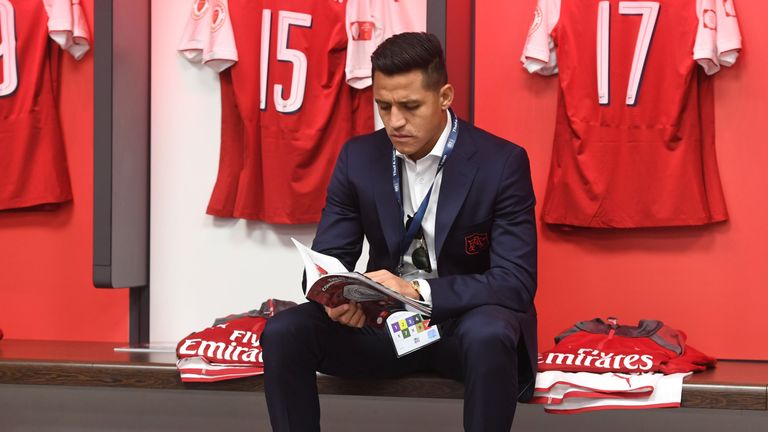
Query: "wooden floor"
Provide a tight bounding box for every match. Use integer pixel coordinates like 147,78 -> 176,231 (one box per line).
0,339 -> 766,410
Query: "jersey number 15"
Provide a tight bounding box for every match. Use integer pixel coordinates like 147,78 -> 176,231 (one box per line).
260,10 -> 312,114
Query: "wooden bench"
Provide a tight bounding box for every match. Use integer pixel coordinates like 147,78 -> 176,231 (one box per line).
0,339 -> 766,411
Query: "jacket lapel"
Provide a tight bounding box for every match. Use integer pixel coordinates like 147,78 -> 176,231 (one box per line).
372,136 -> 405,262
373,121 -> 479,264
434,122 -> 478,261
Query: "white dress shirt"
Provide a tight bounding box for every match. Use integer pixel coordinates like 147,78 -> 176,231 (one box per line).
394,110 -> 452,304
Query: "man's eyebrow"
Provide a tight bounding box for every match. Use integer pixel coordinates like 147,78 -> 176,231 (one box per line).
374,98 -> 421,105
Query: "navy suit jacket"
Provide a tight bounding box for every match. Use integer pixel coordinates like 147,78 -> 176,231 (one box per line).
312,119 -> 538,398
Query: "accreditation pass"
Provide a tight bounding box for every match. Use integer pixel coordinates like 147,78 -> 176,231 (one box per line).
386,311 -> 441,357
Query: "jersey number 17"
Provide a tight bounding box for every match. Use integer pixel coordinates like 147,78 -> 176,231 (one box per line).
597,1 -> 659,106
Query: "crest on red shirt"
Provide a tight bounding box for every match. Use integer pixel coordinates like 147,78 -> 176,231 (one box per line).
192,0 -> 209,20
211,1 -> 226,32
350,21 -> 375,41
528,6 -> 543,36
464,233 -> 489,255
702,9 -> 717,30
723,0 -> 737,17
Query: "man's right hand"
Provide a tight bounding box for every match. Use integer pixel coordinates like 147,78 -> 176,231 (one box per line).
324,301 -> 366,328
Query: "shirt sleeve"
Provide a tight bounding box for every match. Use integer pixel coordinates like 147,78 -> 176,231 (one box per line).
345,0 -> 377,89
345,0 -> 426,89
43,0 -> 90,60
178,0 -> 212,63
414,278 -> 433,305
694,0 -> 742,75
201,0 -> 238,73
520,0 -> 560,76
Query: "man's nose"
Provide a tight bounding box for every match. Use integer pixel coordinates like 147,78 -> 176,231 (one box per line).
389,106 -> 407,129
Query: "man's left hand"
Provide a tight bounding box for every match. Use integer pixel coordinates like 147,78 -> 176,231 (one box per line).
365,270 -> 420,299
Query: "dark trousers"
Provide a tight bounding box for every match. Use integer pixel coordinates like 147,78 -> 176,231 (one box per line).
261,301 -> 525,432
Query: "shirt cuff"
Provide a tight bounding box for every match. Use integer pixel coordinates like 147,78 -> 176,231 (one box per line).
415,279 -> 432,305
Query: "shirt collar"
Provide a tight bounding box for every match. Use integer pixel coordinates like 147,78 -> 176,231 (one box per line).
395,110 -> 452,162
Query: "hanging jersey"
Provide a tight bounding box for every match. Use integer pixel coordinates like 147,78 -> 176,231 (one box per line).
178,0 -> 425,223
521,0 -> 742,227
346,0 -> 427,130
538,318 -> 716,374
177,0 -> 216,63
0,0 -> 90,210
345,0 -> 427,89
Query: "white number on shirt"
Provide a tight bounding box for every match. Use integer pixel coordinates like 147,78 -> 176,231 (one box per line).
259,9 -> 312,113
596,1 -> 660,106
0,0 -> 19,97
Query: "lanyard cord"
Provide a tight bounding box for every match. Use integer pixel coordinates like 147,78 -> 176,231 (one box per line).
392,109 -> 459,258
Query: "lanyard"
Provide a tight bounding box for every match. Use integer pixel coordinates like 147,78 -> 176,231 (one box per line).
392,109 -> 459,257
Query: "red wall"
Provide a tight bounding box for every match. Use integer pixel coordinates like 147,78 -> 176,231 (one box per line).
446,0 -> 473,120
0,0 -> 129,342
475,0 -> 768,360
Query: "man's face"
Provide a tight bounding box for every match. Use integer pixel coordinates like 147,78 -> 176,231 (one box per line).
373,70 -> 453,161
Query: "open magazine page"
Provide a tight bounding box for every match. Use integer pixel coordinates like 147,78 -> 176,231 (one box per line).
291,238 -> 431,327
291,238 -> 349,287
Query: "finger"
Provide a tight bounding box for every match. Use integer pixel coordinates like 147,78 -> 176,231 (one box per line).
326,303 -> 349,321
356,311 -> 367,328
336,301 -> 359,325
347,302 -> 366,325
375,274 -> 410,293
364,269 -> 393,282
349,305 -> 366,328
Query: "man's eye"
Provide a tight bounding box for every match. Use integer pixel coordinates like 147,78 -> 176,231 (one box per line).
378,105 -> 391,111
405,104 -> 420,111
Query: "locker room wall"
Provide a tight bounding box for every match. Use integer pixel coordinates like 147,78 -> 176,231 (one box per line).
150,0 -> 311,343
0,0 -> 129,342
475,0 -> 768,360
149,1 -> 471,343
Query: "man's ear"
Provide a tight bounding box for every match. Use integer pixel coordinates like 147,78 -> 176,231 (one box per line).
439,84 -> 455,110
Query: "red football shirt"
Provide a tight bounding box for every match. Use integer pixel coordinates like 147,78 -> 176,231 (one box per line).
180,0 -> 375,224
522,0 -> 742,227
538,318 -> 716,374
0,0 -> 89,210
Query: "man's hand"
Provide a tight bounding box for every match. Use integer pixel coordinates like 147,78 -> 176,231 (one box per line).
365,270 -> 420,299
324,302 -> 366,328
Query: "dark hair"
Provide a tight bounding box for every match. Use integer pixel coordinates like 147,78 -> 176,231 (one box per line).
371,32 -> 448,90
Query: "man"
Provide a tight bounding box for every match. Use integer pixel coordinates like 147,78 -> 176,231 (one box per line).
261,32 -> 537,431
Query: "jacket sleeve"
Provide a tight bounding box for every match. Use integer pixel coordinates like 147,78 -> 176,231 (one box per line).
303,141 -> 365,293
428,146 -> 537,323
